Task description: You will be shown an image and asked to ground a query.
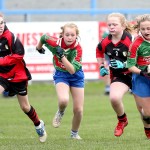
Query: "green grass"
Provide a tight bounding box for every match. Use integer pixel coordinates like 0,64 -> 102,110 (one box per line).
0,81 -> 150,150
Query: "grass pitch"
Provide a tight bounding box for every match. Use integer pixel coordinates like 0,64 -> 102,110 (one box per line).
0,81 -> 150,150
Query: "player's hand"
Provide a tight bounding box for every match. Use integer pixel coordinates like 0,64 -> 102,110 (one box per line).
100,66 -> 109,77
110,59 -> 125,69
56,46 -> 64,59
140,66 -> 150,79
36,47 -> 45,54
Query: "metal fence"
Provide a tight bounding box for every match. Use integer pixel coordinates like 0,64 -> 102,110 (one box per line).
0,0 -> 150,22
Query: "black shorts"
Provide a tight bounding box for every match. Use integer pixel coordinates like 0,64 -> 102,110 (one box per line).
111,74 -> 132,89
0,77 -> 28,96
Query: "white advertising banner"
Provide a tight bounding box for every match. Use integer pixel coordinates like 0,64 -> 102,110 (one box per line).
7,22 -> 100,81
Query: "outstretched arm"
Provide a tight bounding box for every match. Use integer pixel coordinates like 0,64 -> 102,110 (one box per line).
36,41 -> 45,54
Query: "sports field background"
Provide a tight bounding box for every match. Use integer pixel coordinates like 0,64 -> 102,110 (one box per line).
1,1 -> 150,149
0,81 -> 150,150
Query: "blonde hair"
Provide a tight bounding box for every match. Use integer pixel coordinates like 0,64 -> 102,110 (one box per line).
107,13 -> 133,33
134,14 -> 150,32
59,23 -> 79,38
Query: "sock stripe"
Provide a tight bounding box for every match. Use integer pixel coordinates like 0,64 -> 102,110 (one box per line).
26,106 -> 40,126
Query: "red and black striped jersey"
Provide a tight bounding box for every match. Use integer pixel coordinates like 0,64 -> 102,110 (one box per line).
0,25 -> 31,82
96,30 -> 132,76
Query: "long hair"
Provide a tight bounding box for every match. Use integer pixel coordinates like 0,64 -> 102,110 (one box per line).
107,13 -> 134,33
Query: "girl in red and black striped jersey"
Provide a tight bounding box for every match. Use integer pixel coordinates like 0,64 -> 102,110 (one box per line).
96,13 -> 134,137
0,13 -> 47,142
127,14 -> 150,139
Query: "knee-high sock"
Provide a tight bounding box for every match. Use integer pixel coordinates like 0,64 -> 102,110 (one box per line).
25,106 -> 40,126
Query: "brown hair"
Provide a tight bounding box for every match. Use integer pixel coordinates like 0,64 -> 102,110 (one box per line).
107,13 -> 134,33
134,14 -> 150,33
59,23 -> 79,38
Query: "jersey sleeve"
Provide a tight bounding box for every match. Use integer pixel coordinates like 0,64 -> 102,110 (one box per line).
127,41 -> 139,68
0,37 -> 24,65
96,42 -> 105,58
40,34 -> 58,54
72,45 -> 82,71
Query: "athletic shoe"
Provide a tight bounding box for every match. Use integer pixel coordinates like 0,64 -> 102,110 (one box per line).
114,120 -> 128,137
35,120 -> 47,142
71,134 -> 82,140
52,110 -> 64,128
104,91 -> 110,95
104,85 -> 110,95
145,129 -> 150,139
